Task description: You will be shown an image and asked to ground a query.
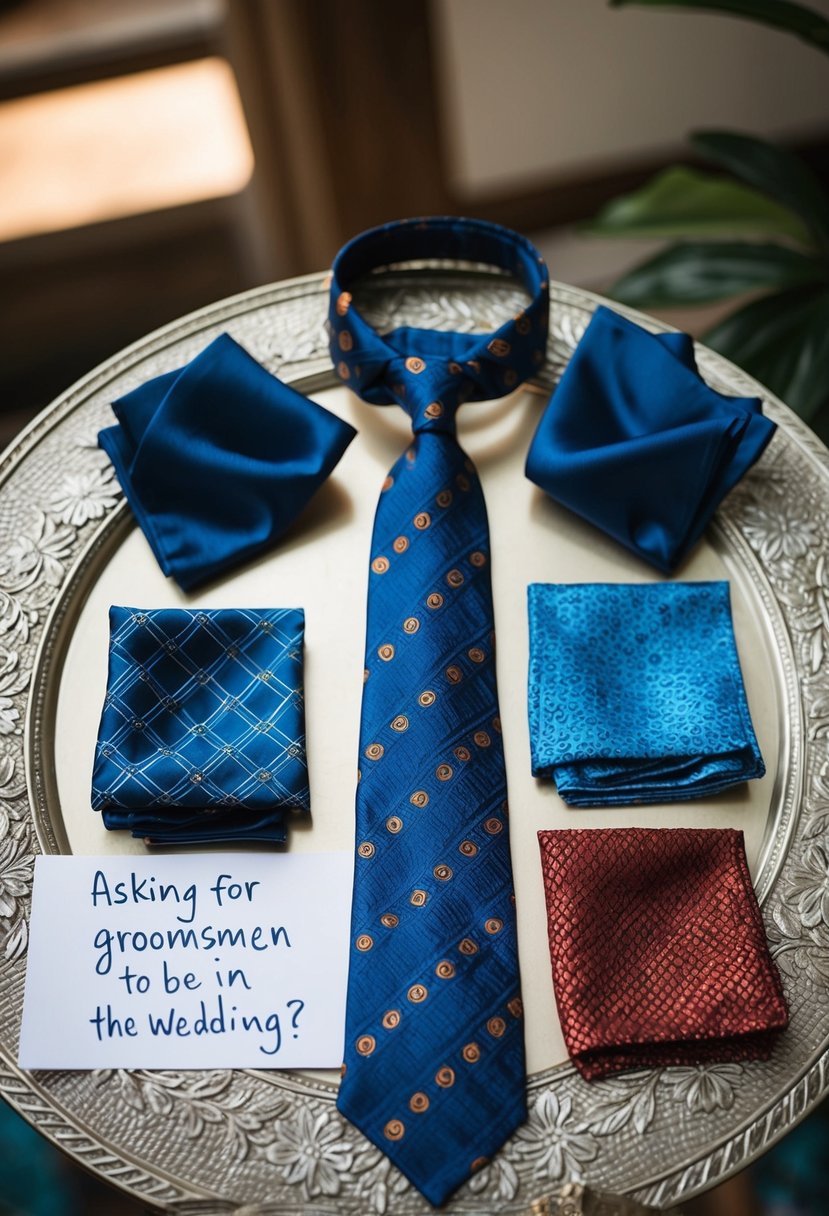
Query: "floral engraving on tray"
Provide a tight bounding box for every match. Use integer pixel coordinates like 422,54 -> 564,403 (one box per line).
92,1069 -> 286,1162
5,514 -> 75,590
515,1093 -> 600,1182
663,1064 -> 743,1114
265,1106 -> 354,1199
49,466 -> 120,528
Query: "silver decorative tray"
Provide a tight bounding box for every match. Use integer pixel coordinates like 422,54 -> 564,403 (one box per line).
1,270 -> 828,1214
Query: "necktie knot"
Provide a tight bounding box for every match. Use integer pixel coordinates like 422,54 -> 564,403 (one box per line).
383,355 -> 463,435
328,216 -> 549,430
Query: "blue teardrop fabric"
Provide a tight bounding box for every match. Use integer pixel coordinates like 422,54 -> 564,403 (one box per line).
98,334 -> 357,591
91,606 -> 308,844
525,306 -> 776,572
527,581 -> 765,806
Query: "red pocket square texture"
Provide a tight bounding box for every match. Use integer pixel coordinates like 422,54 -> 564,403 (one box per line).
538,827 -> 788,1080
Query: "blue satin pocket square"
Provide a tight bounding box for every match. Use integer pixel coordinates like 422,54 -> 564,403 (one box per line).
99,334 -> 356,590
525,306 -> 775,572
527,581 -> 764,806
91,606 -> 308,844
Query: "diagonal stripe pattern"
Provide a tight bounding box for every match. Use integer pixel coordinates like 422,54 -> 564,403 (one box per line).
338,429 -> 526,1204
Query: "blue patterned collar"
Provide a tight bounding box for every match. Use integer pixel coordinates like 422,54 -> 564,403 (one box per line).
328,216 -> 549,433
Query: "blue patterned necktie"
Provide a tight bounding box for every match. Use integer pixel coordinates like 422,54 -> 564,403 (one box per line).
329,218 -> 549,1206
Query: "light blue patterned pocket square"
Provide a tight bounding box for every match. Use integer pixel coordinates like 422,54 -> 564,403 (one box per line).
91,606 -> 308,844
527,581 -> 764,806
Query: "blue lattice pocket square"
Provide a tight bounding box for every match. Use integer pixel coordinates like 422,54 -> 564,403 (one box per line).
91,606 -> 308,844
527,581 -> 764,806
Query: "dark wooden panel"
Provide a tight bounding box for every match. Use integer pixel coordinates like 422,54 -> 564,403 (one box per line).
223,0 -> 450,274
0,0 -> 223,101
0,196 -> 255,422
295,0 -> 451,238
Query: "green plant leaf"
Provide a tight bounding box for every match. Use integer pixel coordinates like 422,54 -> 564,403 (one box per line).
609,241 -> 827,306
692,131 -> 829,249
703,284 -> 829,418
586,167 -> 812,243
609,0 -> 829,55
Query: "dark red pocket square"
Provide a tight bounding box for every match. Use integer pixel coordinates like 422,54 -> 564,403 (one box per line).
538,827 -> 788,1080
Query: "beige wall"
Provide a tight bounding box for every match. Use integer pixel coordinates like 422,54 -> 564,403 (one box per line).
432,0 -> 829,197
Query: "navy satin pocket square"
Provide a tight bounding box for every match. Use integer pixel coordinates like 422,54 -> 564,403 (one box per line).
525,306 -> 775,572
99,334 -> 356,590
527,581 -> 764,806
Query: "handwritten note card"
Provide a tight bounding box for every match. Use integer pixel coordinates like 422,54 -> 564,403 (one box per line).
19,853 -> 352,1069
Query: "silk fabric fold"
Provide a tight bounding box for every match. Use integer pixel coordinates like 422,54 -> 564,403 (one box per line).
526,306 -> 775,572
99,334 -> 356,590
